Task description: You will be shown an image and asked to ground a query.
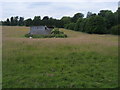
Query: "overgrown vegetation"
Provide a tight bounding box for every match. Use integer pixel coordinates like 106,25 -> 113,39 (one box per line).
25,28 -> 67,38
1,8 -> 120,35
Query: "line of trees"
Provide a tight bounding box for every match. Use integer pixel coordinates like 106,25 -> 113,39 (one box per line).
2,16 -> 24,26
1,16 -> 64,28
1,8 -> 120,35
64,8 -> 120,35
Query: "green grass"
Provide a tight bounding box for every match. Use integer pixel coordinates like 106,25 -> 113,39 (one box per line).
2,26 -> 118,88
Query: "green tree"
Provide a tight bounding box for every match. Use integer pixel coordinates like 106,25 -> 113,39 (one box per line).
85,15 -> 107,34
65,23 -> 76,30
9,16 -> 19,26
86,12 -> 92,18
72,13 -> 84,23
18,17 -> 24,26
6,18 -> 10,26
33,16 -> 41,26
24,18 -> 33,26
41,16 -> 49,26
116,7 -> 120,24
61,16 -> 71,27
42,16 -> 49,21
110,25 -> 120,35
86,12 -> 96,18
54,20 -> 63,28
98,10 -> 115,29
74,18 -> 87,32
14,16 -> 19,25
10,17 -> 14,26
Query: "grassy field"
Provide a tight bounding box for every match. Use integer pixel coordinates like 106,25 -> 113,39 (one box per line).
2,26 -> 118,88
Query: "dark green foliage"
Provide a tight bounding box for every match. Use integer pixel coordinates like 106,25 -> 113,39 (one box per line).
86,12 -> 92,18
2,18 -> 10,26
41,16 -> 50,26
116,7 -> 120,25
42,16 -> 49,20
98,10 -> 115,29
51,28 -> 62,34
24,18 -> 33,26
71,13 -> 84,23
61,16 -> 71,27
2,16 -> 24,26
18,17 -> 24,26
32,16 -> 41,26
25,34 -> 67,38
74,18 -> 87,32
10,17 -> 14,26
14,16 -> 19,26
6,18 -> 10,26
53,34 -> 67,38
84,16 -> 107,34
0,21 -> 2,25
25,33 -> 32,38
65,23 -> 76,30
54,20 -> 63,28
110,25 -> 120,35
51,28 -> 67,38
63,9 -> 120,35
74,16 -> 107,34
86,12 -> 96,18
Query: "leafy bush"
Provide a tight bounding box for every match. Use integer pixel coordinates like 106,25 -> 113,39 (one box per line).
51,28 -> 64,34
25,34 -> 67,38
110,25 -> 120,35
51,28 -> 67,38
25,33 -> 33,38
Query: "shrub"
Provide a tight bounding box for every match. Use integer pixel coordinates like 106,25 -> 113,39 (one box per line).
110,25 -> 120,35
25,33 -> 32,38
51,28 -> 67,38
51,28 -> 64,34
25,34 -> 67,38
25,34 -> 55,38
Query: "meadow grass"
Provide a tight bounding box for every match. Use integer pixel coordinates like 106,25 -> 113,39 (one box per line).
2,26 -> 118,88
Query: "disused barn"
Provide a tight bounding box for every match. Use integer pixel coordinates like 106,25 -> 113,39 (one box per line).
29,26 -> 54,35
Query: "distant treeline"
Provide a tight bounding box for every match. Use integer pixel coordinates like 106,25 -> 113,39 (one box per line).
1,8 -> 120,35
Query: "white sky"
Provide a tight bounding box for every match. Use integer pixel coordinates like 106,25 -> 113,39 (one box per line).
0,0 -> 119,20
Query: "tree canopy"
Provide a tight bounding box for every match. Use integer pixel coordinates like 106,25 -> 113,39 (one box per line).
1,8 -> 120,35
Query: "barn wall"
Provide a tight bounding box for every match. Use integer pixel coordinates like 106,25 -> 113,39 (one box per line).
29,26 -> 52,35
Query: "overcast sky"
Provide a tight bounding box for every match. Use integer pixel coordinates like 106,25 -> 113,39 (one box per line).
0,0 -> 119,20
